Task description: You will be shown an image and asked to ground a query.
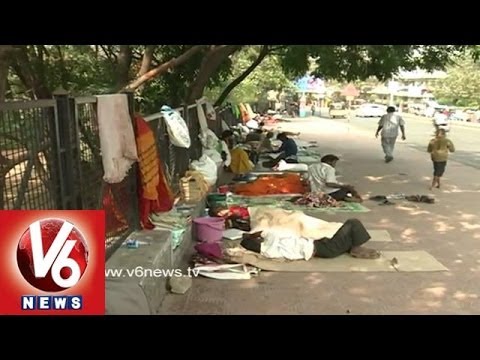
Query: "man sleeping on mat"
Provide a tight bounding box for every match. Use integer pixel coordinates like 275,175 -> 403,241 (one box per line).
241,219 -> 379,260
210,206 -> 379,260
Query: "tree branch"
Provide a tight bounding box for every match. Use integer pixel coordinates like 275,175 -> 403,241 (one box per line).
187,45 -> 242,103
122,45 -> 205,92
214,45 -> 271,107
100,45 -> 117,64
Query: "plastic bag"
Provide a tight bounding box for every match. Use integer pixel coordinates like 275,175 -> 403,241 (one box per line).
161,105 -> 191,148
190,154 -> 218,186
206,102 -> 216,121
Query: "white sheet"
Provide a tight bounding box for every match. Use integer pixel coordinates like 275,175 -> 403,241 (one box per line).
96,94 -> 138,184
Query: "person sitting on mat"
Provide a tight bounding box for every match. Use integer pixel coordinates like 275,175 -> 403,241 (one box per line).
307,154 -> 363,203
264,132 -> 298,168
240,218 -> 380,260
220,130 -> 254,175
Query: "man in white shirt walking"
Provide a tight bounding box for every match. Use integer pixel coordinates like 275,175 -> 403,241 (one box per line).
375,106 -> 406,163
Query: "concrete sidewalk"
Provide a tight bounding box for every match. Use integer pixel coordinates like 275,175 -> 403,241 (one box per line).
158,118 -> 480,315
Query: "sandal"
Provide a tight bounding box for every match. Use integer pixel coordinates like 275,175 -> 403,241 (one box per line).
350,248 -> 381,259
369,195 -> 387,201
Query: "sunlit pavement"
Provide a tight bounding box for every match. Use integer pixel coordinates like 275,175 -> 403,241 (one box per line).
158,117 -> 480,315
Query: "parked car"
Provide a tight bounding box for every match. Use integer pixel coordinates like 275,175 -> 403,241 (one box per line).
329,102 -> 348,119
356,103 -> 386,117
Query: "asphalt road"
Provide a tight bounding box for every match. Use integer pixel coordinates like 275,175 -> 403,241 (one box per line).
319,111 -> 480,170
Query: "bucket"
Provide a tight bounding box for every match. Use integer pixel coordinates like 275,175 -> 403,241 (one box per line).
207,193 -> 226,202
193,217 -> 225,243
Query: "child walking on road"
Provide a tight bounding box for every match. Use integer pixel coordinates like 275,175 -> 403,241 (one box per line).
427,128 -> 455,190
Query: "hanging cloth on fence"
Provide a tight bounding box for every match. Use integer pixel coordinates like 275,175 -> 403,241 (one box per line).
196,100 -> 209,131
232,104 -> 241,120
96,94 -> 138,184
239,103 -> 250,124
135,115 -> 174,229
102,186 -> 129,235
245,103 -> 256,120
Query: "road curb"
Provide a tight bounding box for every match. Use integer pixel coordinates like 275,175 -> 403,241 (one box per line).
402,114 -> 480,129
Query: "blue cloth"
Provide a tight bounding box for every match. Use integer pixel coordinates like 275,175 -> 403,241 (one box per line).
276,138 -> 298,158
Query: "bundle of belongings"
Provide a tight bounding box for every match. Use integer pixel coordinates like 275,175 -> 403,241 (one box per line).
369,193 -> 435,205
290,192 -> 339,208
233,173 -> 308,196
191,215 -> 260,280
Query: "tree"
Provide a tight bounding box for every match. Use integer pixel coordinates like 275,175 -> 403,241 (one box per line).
432,57 -> 480,107
206,46 -> 294,105
279,45 -> 466,81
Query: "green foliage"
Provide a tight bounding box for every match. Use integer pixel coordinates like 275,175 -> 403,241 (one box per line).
280,45 -> 466,82
4,44 -> 476,112
432,56 -> 480,108
205,46 -> 294,104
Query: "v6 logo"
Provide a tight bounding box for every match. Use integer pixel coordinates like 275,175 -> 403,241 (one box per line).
17,218 -> 89,292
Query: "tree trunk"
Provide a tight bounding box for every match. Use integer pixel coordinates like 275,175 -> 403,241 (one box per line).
214,46 -> 270,107
123,45 -> 205,92
0,45 -> 15,102
138,45 -> 155,77
11,46 -> 51,99
0,56 -> 9,103
115,45 -> 132,91
55,45 -> 69,89
186,45 -> 242,104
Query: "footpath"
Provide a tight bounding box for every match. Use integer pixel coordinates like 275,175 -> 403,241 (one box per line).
158,117 -> 480,315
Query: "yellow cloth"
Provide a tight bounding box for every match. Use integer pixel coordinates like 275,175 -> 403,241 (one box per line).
230,147 -> 253,174
427,136 -> 455,162
239,103 -> 250,123
136,124 -> 159,200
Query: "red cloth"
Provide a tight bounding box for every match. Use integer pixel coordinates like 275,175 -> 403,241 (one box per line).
102,186 -> 128,235
229,206 -> 249,219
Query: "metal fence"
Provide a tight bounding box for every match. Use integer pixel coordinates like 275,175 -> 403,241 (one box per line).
1,94 -> 228,259
144,103 -> 204,195
0,93 -> 140,259
217,104 -> 241,129
0,100 -> 61,211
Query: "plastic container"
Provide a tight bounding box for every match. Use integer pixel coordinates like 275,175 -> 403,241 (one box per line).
207,193 -> 226,203
193,217 -> 225,243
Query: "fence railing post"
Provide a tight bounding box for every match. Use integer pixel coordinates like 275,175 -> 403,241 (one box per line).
124,90 -> 141,231
53,88 -> 76,210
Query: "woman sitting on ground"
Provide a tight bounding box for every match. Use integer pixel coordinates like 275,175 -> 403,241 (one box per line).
220,130 -> 254,175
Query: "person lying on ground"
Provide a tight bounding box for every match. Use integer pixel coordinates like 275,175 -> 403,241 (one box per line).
307,154 -> 363,202
240,218 -> 380,260
245,129 -> 264,142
